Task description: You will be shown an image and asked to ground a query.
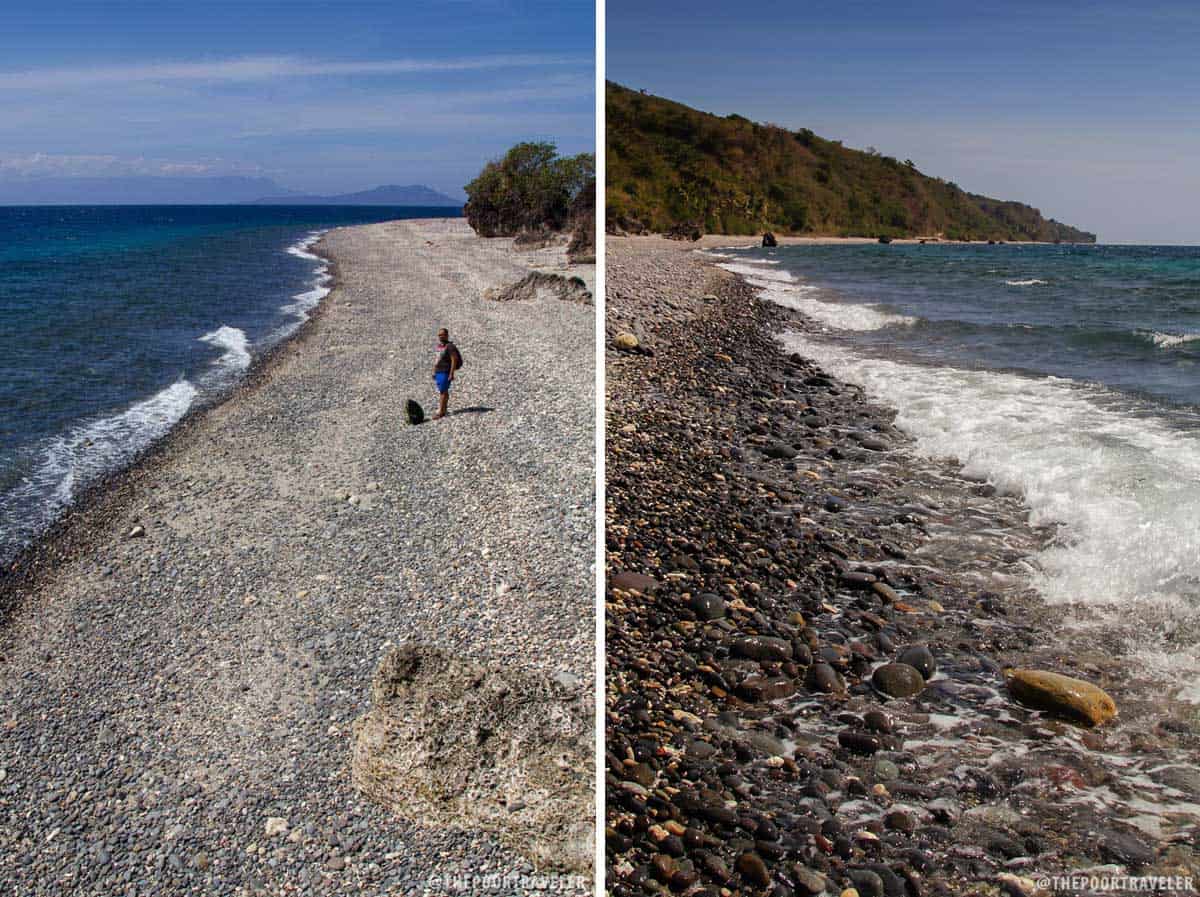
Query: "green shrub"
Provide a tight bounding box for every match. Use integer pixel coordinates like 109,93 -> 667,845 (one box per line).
464,142 -> 594,237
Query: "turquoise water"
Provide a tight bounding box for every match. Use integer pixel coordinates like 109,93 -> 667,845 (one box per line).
0,204 -> 459,560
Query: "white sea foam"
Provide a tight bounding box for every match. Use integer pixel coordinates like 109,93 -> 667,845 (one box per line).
762,284 -> 917,331
717,261 -> 799,284
1143,330 -> 1200,349
280,232 -> 333,328
782,330 -> 1200,699
286,230 -> 325,262
12,380 -> 199,526
719,260 -> 917,331
199,325 -> 252,375
1004,278 -> 1048,286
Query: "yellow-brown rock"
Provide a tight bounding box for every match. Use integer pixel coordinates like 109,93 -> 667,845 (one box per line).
1005,669 -> 1117,727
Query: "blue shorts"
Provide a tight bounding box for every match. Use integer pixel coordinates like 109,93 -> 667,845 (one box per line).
434,372 -> 451,394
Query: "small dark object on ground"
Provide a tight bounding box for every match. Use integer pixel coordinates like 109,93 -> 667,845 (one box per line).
405,399 -> 425,425
878,235 -> 892,244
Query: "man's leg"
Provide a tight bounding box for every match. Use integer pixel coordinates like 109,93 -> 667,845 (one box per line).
433,372 -> 449,419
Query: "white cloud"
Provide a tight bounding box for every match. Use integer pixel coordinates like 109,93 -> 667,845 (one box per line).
0,54 -> 587,91
0,153 -> 262,179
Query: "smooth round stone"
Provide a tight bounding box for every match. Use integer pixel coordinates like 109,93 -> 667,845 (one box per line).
841,571 -> 877,589
848,870 -> 885,897
735,852 -> 771,887
690,592 -> 726,620
897,645 -> 936,680
731,636 -> 792,663
872,663 -> 925,698
810,662 -> 844,694
838,731 -> 882,756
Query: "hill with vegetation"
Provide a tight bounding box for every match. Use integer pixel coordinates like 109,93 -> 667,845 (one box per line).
607,83 -> 1095,242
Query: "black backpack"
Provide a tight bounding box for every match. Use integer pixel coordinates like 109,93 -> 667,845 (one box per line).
405,399 -> 425,425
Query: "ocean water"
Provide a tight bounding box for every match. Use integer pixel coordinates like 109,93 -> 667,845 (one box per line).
0,204 -> 458,562
714,242 -> 1200,700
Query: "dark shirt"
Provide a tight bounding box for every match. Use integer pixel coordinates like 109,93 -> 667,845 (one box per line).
434,341 -> 461,374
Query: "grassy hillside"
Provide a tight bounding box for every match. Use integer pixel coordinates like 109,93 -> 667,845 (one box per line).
607,83 -> 1095,242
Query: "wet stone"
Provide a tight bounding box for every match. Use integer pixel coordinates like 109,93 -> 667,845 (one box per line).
690,593 -> 726,620
810,663 -> 843,694
872,663 -> 925,698
838,731 -> 882,756
849,869 -> 885,897
731,636 -> 792,663
897,645 -> 936,680
736,851 -> 772,887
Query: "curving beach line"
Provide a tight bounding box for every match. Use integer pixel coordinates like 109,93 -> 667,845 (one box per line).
0,218 -> 595,892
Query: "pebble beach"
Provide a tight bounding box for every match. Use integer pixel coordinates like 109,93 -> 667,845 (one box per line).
605,238 -> 1200,896
0,218 -> 595,895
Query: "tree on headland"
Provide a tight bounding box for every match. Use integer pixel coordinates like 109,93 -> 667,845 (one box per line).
463,142 -> 595,239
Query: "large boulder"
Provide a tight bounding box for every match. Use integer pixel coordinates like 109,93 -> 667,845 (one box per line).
351,644 -> 593,872
1005,668 -> 1117,727
486,271 -> 592,305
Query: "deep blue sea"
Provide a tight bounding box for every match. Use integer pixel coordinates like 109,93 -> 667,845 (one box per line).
714,242 -> 1200,698
0,205 -> 458,562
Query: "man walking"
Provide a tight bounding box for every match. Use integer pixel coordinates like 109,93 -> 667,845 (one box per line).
432,327 -> 462,420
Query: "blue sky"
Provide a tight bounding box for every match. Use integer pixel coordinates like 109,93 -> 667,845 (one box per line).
0,1 -> 594,200
608,0 -> 1200,243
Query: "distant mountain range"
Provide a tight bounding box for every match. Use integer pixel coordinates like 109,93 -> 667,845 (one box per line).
252,184 -> 459,206
0,176 -> 460,206
608,82 -> 1096,242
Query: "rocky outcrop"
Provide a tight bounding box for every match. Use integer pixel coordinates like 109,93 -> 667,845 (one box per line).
761,232 -> 777,247
484,271 -> 593,305
351,644 -> 593,873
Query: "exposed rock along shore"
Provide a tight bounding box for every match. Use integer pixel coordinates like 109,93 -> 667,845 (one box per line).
0,218 -> 595,895
604,238 -> 1200,897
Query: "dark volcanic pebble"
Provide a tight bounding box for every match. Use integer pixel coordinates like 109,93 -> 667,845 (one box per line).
736,851 -> 772,887
731,635 -> 793,662
872,663 -> 926,698
810,662 -> 843,694
690,592 -> 726,620
839,731 -> 882,755
897,645 -> 936,680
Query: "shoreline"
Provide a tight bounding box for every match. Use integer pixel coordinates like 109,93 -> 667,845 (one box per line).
0,236 -> 342,626
0,217 -> 595,892
605,237 -> 1200,895
614,233 -> 1081,251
